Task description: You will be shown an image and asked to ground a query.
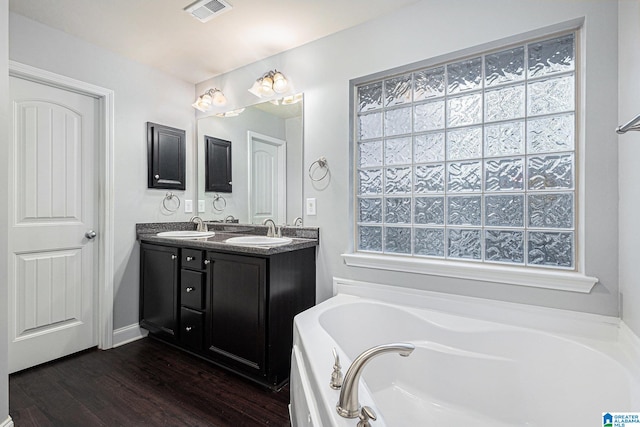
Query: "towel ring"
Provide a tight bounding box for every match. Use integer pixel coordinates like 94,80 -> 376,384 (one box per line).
212,194 -> 227,212
162,192 -> 181,213
309,157 -> 329,182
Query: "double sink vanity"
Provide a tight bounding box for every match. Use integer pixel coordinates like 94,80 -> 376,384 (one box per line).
136,221 -> 318,389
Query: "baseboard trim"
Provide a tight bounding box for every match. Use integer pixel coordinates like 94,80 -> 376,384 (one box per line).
1,416 -> 14,427
112,323 -> 148,348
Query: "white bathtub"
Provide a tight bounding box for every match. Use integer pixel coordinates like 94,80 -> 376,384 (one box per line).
290,280 -> 640,426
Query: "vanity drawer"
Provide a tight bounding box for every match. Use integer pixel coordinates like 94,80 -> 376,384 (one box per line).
180,307 -> 204,350
182,248 -> 205,270
180,270 -> 205,309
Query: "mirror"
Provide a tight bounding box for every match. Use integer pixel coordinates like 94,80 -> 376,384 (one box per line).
197,94 -> 303,224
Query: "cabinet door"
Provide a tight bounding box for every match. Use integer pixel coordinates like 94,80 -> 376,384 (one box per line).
147,122 -> 186,190
207,253 -> 266,374
204,136 -> 232,193
140,243 -> 179,339
180,307 -> 204,350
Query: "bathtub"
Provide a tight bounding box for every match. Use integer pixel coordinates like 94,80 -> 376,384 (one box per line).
290,279 -> 640,426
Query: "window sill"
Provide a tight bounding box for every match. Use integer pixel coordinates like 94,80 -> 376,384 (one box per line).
341,252 -> 598,293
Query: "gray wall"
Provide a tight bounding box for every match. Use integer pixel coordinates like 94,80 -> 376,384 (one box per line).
1,0 -> 10,423
286,116 -> 304,223
197,0 -> 621,316
8,13 -> 197,331
618,0 -> 640,336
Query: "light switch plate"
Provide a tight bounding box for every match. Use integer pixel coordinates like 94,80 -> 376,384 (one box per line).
198,200 -> 205,213
306,198 -> 317,215
184,199 -> 193,213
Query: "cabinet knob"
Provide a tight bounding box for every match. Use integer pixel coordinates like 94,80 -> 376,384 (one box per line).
203,259 -> 211,265
171,255 -> 177,260
154,174 -> 160,180
185,326 -> 192,332
186,287 -> 195,293
186,256 -> 195,262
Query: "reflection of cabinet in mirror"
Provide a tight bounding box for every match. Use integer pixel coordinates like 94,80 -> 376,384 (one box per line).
204,136 -> 232,193
147,122 -> 186,190
197,94 -> 303,223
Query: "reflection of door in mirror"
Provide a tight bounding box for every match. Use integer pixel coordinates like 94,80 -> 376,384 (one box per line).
204,136 -> 232,193
248,131 -> 286,224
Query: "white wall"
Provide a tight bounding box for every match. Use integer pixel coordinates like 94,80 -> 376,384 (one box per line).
197,0 -> 620,316
8,13 -> 197,331
618,0 -> 640,336
0,0 -> 11,423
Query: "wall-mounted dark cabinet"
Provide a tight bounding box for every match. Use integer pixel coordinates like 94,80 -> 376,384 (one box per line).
147,122 -> 186,190
205,136 -> 232,193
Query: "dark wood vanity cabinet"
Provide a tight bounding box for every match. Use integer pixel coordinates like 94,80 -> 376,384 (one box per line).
139,242 -> 316,389
139,243 -> 179,340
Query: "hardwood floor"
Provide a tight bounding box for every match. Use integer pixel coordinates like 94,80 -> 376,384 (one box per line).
9,338 -> 292,427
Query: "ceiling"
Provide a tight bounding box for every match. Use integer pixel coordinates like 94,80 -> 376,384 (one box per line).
9,0 -> 419,84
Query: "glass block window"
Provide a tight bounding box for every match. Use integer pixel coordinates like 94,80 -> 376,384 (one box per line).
354,32 -> 577,269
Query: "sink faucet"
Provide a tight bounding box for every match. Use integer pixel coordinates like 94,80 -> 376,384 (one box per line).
336,342 -> 415,418
293,217 -> 303,227
262,218 -> 277,237
190,216 -> 207,232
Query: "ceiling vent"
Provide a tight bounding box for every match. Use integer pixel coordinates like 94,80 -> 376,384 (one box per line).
184,0 -> 232,23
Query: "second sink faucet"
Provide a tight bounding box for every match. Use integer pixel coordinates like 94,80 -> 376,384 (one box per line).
336,342 -> 415,418
262,218 -> 278,237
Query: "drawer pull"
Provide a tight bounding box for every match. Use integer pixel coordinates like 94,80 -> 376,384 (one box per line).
185,326 -> 192,332
186,287 -> 195,293
185,256 -> 195,262
203,259 -> 211,265
171,255 -> 177,260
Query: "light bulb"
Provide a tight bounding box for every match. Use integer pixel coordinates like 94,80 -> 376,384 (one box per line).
272,71 -> 288,93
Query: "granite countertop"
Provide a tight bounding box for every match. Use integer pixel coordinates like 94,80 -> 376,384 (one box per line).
136,222 -> 319,256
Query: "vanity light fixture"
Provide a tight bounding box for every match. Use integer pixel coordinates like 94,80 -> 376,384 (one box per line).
192,88 -> 227,112
248,70 -> 289,98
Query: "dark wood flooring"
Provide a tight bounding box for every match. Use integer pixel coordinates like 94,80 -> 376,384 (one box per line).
9,338 -> 291,427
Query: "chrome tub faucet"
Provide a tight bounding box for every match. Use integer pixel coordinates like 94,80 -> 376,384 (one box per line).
336,342 -> 415,418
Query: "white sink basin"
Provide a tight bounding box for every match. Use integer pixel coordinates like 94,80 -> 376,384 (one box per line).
156,230 -> 216,239
225,236 -> 293,246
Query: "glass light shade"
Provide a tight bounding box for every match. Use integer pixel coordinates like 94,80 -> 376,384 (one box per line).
192,96 -> 211,112
248,80 -> 263,97
211,90 -> 227,106
201,93 -> 213,107
260,76 -> 275,96
272,72 -> 288,93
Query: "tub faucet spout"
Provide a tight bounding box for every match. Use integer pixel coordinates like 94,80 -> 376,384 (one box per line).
336,342 -> 415,418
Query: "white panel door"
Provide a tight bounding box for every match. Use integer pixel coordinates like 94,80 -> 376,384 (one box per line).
8,76 -> 98,373
248,132 -> 286,225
